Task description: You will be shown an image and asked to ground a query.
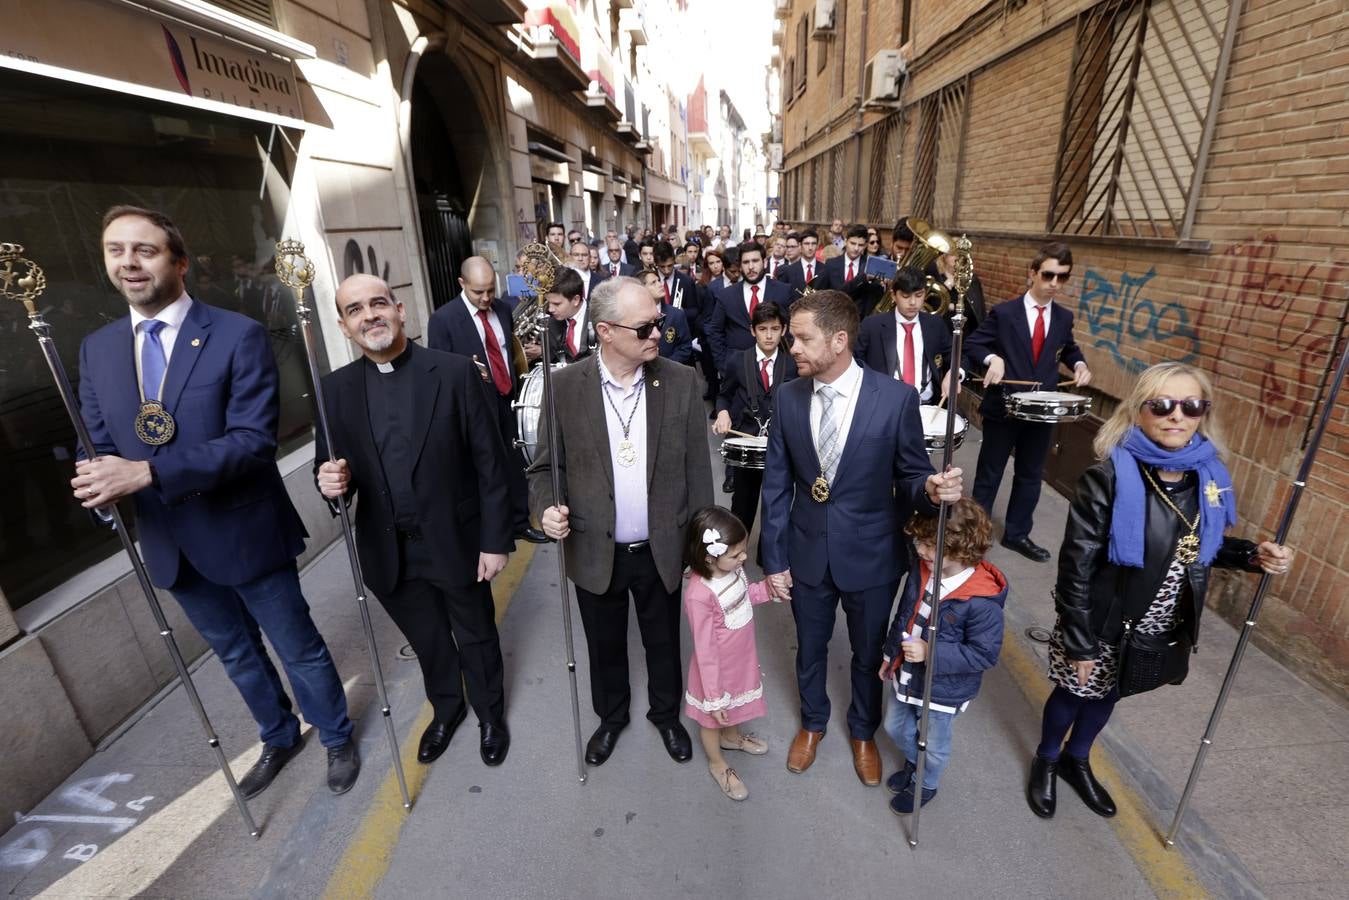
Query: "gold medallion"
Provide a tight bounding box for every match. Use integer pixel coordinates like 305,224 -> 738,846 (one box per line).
811,474 -> 830,503
664,327 -> 675,344
1175,531 -> 1200,565
933,353 -> 943,369
616,439 -> 638,468
135,401 -> 175,446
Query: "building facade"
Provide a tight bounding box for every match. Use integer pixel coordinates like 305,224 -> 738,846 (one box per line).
0,0 -> 711,829
773,0 -> 1349,695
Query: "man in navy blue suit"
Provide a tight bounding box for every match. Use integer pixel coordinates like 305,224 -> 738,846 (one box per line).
761,290 -> 963,786
963,242 -> 1091,562
706,240 -> 792,374
599,239 -> 639,280
426,257 -> 548,543
855,267 -> 956,403
776,230 -> 821,300
73,206 -> 359,798
817,224 -> 887,317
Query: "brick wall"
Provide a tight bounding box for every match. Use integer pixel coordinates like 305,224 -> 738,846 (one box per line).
778,0 -> 1349,696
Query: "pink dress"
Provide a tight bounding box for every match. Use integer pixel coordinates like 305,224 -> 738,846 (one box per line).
683,568 -> 774,729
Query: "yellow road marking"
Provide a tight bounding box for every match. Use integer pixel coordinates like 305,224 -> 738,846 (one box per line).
999,631 -> 1209,899
322,542 -> 537,900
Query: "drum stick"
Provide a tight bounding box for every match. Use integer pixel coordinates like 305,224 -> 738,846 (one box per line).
998,378 -> 1042,387
726,428 -> 761,440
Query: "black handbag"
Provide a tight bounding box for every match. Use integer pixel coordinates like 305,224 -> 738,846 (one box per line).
1116,618 -> 1192,698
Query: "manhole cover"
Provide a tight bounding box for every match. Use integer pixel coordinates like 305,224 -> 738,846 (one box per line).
1025,625 -> 1053,644
396,643 -> 418,661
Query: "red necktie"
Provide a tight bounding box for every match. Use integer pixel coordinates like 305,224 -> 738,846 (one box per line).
663,281 -> 671,303
566,318 -> 578,356
748,284 -> 759,319
902,322 -> 917,387
847,260 -> 855,282
1032,305 -> 1047,363
611,263 -> 619,277
760,357 -> 771,392
477,309 -> 512,396
806,263 -> 814,282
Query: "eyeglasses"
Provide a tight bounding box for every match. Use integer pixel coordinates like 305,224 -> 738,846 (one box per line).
1038,270 -> 1072,283
1141,397 -> 1210,418
604,314 -> 667,340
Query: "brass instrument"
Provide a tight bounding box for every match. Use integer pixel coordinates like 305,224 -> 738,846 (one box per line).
873,218 -> 953,316
511,242 -> 559,371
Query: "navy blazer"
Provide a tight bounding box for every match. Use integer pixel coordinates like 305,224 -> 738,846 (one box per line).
426,295 -> 522,399
597,262 -> 640,280
776,258 -> 821,300
818,253 -> 887,317
658,302 -> 695,365
715,347 -> 797,433
963,296 -> 1086,420
707,278 -> 793,373
77,300 -> 307,588
760,366 -> 938,591
855,311 -> 953,400
663,271 -> 703,332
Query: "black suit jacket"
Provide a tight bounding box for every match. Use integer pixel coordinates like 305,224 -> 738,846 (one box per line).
819,253 -> 887,317
426,295 -> 522,397
547,315 -> 596,364
315,344 -> 513,596
707,278 -> 794,372
661,271 -> 703,331
776,258 -> 820,300
855,311 -> 953,400
715,348 -> 798,433
598,262 -> 640,280
963,296 -> 1086,420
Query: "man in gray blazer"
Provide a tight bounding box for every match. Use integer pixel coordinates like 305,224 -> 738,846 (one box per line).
529,277 -> 713,767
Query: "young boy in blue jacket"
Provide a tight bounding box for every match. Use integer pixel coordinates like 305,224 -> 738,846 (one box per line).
879,498 -> 1008,814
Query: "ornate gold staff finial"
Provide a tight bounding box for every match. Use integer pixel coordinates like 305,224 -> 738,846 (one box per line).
0,242 -> 48,315
953,234 -> 974,299
274,238 -> 316,325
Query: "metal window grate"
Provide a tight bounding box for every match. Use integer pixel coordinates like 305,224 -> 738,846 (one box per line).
865,111 -> 904,224
911,78 -> 967,225
829,140 -> 852,220
209,0 -> 276,28
1048,0 -> 1236,239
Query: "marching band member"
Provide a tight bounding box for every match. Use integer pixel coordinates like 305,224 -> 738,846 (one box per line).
545,267 -> 594,363
855,267 -> 956,404
964,242 -> 1091,562
75,206 -> 358,797
766,236 -> 788,279
817,225 -> 885,318
706,241 -> 792,375
777,229 -> 820,300
316,274 -> 514,767
637,268 -> 694,365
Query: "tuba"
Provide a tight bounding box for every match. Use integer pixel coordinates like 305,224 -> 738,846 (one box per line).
873,218 -> 953,316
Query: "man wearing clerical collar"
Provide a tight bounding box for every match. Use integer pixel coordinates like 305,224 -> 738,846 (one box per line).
316,274 -> 516,768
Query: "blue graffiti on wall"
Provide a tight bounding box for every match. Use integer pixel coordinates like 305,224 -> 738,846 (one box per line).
1077,267 -> 1199,373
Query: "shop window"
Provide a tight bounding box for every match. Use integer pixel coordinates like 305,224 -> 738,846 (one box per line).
0,69 -> 312,611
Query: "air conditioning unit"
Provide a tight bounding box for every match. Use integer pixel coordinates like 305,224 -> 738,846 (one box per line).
863,49 -> 907,105
812,0 -> 836,38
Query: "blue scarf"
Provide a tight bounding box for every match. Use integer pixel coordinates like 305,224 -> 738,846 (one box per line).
1108,427 -> 1236,568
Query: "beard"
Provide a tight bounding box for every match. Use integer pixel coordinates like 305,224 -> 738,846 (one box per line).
361,321 -> 395,352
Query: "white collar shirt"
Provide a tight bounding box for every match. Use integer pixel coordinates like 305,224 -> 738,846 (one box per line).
597,349 -> 649,543
809,360 -> 864,478
754,346 -> 777,389
1022,292 -> 1052,335
461,293 -> 508,361
129,292 -> 193,370
894,311 -> 931,402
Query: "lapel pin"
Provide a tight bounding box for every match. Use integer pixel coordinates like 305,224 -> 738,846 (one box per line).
652,379 -> 660,387
191,338 -> 201,347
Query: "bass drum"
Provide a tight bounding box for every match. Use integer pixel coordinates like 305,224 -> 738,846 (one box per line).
512,363 -> 564,464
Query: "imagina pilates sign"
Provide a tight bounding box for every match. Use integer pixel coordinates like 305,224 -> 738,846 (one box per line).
2,0 -> 305,124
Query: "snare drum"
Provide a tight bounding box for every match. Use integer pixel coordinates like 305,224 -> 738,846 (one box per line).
1006,391 -> 1092,423
918,405 -> 968,453
719,436 -> 768,470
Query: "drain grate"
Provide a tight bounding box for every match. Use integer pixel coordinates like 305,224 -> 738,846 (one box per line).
1025,625 -> 1053,644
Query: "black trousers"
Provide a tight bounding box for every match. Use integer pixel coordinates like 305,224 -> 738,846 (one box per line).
377,536 -> 505,724
492,391 -> 531,532
972,416 -> 1054,542
573,544 -> 682,730
729,467 -> 763,535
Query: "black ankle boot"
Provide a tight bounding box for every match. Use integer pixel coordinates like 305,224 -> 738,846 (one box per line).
1059,754 -> 1117,818
1026,755 -> 1057,818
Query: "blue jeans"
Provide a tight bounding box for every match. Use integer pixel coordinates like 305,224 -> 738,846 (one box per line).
884,695 -> 956,791
171,558 -> 353,749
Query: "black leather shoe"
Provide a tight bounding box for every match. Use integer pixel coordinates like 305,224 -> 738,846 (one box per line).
658,722 -> 693,763
1001,536 -> 1052,562
326,740 -> 361,795
418,706 -> 468,764
238,740 -> 304,800
514,526 -> 549,544
1059,754 -> 1117,817
722,471 -> 737,493
886,760 -> 916,795
480,721 -> 510,766
889,784 -> 937,814
1026,755 -> 1058,818
585,727 -> 622,766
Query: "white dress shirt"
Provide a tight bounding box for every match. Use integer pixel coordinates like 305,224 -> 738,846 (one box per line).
597,349 -> 648,543
894,311 -> 932,402
573,267 -> 592,300
565,300 -> 588,352
809,360 -> 864,473
754,346 -> 777,388
461,293 -> 509,364
129,292 -> 193,379
1023,292 -> 1052,335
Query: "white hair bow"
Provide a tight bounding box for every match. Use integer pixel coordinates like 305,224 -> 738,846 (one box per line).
702,528 -> 728,558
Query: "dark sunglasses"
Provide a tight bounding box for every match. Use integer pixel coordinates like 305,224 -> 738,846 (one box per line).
1038,270 -> 1072,283
604,314 -> 667,340
1141,397 -> 1210,418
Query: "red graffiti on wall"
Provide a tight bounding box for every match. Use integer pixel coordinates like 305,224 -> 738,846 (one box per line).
1197,234 -> 1345,427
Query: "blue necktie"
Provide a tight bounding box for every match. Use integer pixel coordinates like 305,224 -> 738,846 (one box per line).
140,320 -> 167,401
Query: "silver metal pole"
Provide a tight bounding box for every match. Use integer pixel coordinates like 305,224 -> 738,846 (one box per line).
537,312 -> 589,784
274,241 -> 411,809
908,236 -> 974,849
1164,328 -> 1349,847
2,243 -> 259,838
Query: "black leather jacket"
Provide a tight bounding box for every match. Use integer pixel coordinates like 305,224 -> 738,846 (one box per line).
1055,458 -> 1262,660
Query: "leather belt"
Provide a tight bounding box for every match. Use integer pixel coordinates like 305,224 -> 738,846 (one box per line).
616,540 -> 650,553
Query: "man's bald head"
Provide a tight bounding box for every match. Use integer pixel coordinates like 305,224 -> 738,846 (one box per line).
459,256 -> 498,310
335,273 -> 390,313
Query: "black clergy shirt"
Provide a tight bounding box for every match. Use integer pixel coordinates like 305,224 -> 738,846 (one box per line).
363,344 -> 421,531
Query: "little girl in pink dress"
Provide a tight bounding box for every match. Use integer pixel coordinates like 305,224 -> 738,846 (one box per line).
683,505 -> 780,801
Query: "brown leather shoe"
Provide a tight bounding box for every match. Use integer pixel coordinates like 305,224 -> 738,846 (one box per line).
851,738 -> 881,786
786,729 -> 824,773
